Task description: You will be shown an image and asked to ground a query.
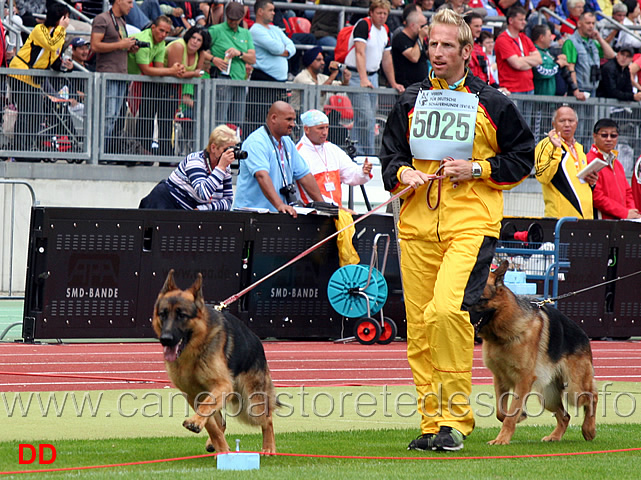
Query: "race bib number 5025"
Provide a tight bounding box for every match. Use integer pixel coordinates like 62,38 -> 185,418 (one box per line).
409,89 -> 478,161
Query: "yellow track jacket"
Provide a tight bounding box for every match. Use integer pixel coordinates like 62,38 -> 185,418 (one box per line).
10,24 -> 66,88
380,73 -> 535,242
535,136 -> 593,219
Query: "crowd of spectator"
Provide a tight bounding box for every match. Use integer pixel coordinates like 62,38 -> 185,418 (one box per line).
4,0 -> 641,160
2,0 -> 641,222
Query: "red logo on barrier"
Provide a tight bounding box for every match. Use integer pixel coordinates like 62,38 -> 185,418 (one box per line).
18,444 -> 57,464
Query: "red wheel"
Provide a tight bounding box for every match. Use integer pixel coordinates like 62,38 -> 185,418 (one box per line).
353,317 -> 381,345
377,317 -> 397,345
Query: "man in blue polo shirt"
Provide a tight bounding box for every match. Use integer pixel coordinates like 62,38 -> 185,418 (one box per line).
232,101 -> 323,218
245,0 -> 296,133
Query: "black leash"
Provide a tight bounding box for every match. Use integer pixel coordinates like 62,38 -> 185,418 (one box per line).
533,269 -> 641,307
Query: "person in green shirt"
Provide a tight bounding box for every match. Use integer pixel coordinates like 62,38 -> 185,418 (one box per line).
128,15 -> 185,156
208,1 -> 256,134
531,24 -> 567,96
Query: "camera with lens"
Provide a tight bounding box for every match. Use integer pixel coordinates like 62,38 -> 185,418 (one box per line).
227,145 -> 248,160
343,136 -> 358,159
134,39 -> 151,49
590,64 -> 601,84
280,183 -> 301,206
330,62 -> 345,72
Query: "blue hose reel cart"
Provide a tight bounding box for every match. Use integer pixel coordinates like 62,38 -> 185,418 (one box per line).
327,234 -> 398,344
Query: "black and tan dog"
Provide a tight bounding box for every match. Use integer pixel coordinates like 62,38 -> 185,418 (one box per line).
152,270 -> 278,453
473,260 -> 597,445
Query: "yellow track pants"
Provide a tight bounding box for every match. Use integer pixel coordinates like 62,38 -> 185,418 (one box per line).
400,234 -> 495,436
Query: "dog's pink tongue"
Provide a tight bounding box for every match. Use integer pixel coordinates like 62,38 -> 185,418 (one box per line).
163,344 -> 179,362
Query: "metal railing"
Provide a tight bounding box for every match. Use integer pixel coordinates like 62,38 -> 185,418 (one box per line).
1,68 -> 402,163
2,68 -> 641,170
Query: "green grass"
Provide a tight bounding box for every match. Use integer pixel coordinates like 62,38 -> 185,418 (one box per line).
2,383 -> 641,478
1,425 -> 640,479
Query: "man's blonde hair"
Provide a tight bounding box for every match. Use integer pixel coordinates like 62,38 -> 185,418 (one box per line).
207,125 -> 238,151
428,9 -> 473,50
369,0 -> 391,13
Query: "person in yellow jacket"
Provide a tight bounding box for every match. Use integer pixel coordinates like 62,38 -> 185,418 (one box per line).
535,105 -> 598,219
9,4 -> 71,156
380,9 -> 535,452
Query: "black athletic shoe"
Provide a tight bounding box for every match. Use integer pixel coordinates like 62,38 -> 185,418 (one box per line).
432,426 -> 465,451
407,433 -> 436,451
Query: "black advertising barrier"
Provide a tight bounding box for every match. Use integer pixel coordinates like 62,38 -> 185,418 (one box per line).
241,212 -> 341,338
557,219 -> 613,338
22,208 -> 148,341
21,208 -> 641,342
21,207 -> 405,342
610,220 -> 641,339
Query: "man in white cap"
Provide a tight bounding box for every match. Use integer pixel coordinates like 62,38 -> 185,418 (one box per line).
296,109 -> 373,207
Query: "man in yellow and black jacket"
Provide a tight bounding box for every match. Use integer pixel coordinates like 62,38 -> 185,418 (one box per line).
534,105 -> 596,219
380,9 -> 534,452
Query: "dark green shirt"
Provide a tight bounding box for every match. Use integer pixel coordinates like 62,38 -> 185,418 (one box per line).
533,45 -> 559,96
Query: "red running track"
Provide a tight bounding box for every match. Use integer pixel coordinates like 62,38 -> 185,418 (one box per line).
0,341 -> 640,392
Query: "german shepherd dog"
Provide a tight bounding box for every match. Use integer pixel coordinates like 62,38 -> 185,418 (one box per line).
473,260 -> 597,445
152,270 -> 278,453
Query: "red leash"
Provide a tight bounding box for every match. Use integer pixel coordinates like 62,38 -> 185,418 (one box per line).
216,185 -> 415,309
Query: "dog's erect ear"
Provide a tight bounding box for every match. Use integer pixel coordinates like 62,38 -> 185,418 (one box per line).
189,273 -> 205,309
493,260 -> 509,287
160,269 -> 178,295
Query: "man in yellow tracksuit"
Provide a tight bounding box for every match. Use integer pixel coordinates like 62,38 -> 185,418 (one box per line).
535,105 -> 597,219
380,9 -> 535,451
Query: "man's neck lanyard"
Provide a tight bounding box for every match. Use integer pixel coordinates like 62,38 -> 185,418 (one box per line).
508,31 -> 525,57
591,145 -> 616,166
312,142 -> 329,174
562,139 -> 579,168
110,9 -> 127,40
263,125 -> 291,188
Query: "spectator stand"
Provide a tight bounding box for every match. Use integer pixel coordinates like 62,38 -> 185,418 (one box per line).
3,1 -> 641,170
4,67 -> 641,170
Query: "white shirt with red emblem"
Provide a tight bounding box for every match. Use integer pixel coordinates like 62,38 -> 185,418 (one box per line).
296,135 -> 372,206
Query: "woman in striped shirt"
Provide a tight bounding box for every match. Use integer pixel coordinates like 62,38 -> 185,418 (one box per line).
139,125 -> 237,210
